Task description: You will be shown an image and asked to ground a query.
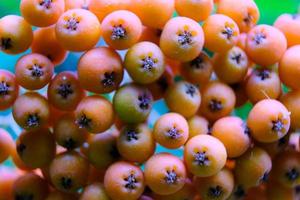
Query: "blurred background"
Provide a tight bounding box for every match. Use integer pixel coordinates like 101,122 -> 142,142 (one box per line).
0,0 -> 299,167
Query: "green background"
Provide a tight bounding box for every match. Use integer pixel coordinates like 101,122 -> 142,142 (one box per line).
0,0 -> 299,167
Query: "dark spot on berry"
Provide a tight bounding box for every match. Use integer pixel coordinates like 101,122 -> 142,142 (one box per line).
29,64 -> 44,78
244,126 -> 251,135
63,138 -> 76,150
278,137 -> 287,147
272,119 -> 284,132
157,76 -> 169,92
15,193 -> 34,200
285,168 -> 299,182
66,18 -> 79,31
243,13 -> 253,25
167,127 -> 181,139
76,114 -> 92,129
234,185 -> 246,198
164,170 -> 178,184
57,83 -> 73,99
194,151 -> 210,166
222,26 -> 234,40
101,72 -> 115,87
0,81 -> 9,96
256,69 -> 270,81
178,31 -> 193,46
61,177 -> 73,190
1,37 -> 12,50
126,129 -> 138,141
124,174 -> 138,190
208,185 -> 223,197
295,185 -> 300,194
231,53 -> 242,64
138,93 -> 151,110
156,29 -> 162,37
209,99 -> 223,112
109,145 -> 120,158
253,32 -> 266,45
39,0 -> 52,9
260,172 -> 269,183
190,56 -> 205,69
111,25 -> 126,40
185,84 -> 196,97
141,56 -> 156,71
26,114 -> 40,128
17,143 -> 26,155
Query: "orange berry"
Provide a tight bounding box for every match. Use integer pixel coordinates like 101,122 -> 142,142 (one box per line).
0,15 -> 33,54
211,116 -> 251,158
234,147 -> 272,189
247,99 -> 290,143
203,14 -> 240,53
279,45 -> 300,90
144,153 -> 187,195
48,71 -> 85,111
274,14 -> 300,47
104,161 -> 145,200
130,0 -> 175,29
16,128 -> 56,169
74,95 -> 114,133
0,70 -> 19,110
55,9 -> 101,52
246,25 -> 287,67
78,47 -> 123,94
20,0 -> 65,27
180,52 -> 213,85
153,113 -> 189,149
160,17 -> 204,62
101,10 -> 142,50
31,26 -> 68,66
184,135 -> 227,177
117,123 -> 155,163
199,81 -> 236,122
245,68 -> 281,104
213,46 -> 248,84
280,90 -> 300,130
0,129 -> 14,164
194,168 -> 234,200
124,41 -> 165,84
15,53 -> 54,90
187,115 -> 209,139
165,81 -> 201,118
12,92 -> 50,131
175,0 -> 213,22
89,0 -> 131,22
217,0 -> 260,33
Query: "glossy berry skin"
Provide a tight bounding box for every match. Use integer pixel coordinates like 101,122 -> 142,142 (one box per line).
104,161 -> 145,200
184,135 -> 227,177
75,95 -> 114,134
48,71 -> 85,111
113,83 -> 153,124
144,153 -> 187,195
160,17 -> 205,62
12,173 -> 49,200
78,47 -> 123,94
0,15 -> 33,54
12,92 -> 50,131
247,99 -> 290,143
49,151 -> 90,193
0,70 -> 19,110
124,41 -> 166,84
16,128 -> 56,169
